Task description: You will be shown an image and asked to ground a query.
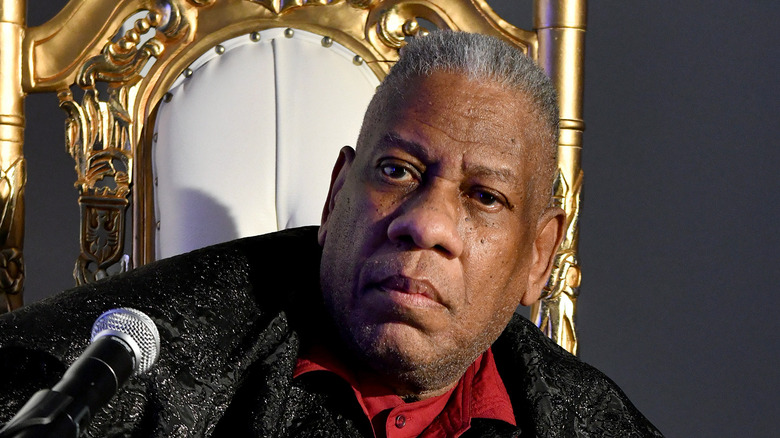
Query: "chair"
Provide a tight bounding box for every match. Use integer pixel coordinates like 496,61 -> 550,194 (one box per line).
0,0 -> 586,354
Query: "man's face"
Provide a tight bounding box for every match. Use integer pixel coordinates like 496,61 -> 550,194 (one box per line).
318,72 -> 563,398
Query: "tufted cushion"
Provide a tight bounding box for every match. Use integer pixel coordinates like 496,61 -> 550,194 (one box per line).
153,28 -> 379,259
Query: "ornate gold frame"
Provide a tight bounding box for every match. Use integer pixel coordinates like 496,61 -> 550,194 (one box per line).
0,0 -> 585,354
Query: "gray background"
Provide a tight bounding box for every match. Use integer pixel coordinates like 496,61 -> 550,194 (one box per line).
20,1 -> 780,436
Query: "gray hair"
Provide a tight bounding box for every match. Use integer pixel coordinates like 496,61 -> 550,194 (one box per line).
358,30 -> 560,211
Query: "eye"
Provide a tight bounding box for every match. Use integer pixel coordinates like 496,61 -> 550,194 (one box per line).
467,188 -> 510,212
381,163 -> 410,180
377,159 -> 420,184
474,191 -> 499,206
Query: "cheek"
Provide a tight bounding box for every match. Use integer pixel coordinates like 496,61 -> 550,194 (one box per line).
365,186 -> 406,219
323,188 -> 390,278
462,231 -> 528,306
343,177 -> 389,219
466,229 -> 520,271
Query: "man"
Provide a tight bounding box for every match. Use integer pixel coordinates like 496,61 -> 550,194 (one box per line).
0,31 -> 662,436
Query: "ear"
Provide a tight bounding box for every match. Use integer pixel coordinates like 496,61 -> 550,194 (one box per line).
519,207 -> 566,306
318,146 -> 356,246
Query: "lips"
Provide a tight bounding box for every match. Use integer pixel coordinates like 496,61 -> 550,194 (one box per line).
367,275 -> 445,309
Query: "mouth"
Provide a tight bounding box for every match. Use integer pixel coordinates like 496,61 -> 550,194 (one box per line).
367,275 -> 444,309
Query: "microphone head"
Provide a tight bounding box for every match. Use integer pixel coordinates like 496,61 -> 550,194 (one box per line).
91,308 -> 161,375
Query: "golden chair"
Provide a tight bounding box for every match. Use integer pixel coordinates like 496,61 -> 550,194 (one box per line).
0,0 -> 586,354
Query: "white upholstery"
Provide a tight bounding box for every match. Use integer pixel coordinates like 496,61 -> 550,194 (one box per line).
153,29 -> 379,259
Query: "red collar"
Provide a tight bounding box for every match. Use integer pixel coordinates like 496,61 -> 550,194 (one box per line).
294,346 -> 515,438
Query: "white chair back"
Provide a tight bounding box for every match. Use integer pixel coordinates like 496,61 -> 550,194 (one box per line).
153,29 -> 379,259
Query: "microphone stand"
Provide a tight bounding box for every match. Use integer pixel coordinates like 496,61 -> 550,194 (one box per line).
0,336 -> 134,438
0,389 -> 83,438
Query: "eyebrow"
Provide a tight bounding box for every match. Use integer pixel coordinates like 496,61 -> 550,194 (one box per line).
379,132 -> 433,161
467,165 -> 518,185
379,132 -> 521,185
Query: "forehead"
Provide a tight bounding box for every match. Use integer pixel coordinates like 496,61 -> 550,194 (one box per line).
363,72 -> 541,177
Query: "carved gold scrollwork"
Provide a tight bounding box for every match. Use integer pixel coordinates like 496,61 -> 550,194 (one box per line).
156,1 -> 194,40
0,157 -> 26,301
60,88 -> 133,285
347,0 -> 376,8
250,0 -> 335,15
77,8 -> 179,88
0,158 -> 26,254
377,5 -> 429,49
0,247 -> 24,298
532,168 -> 582,355
59,0 -> 202,285
77,0 -> 198,87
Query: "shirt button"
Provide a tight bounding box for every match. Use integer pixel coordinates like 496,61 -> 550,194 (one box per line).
394,414 -> 406,428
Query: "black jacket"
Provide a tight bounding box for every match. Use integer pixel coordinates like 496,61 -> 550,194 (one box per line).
0,227 -> 662,437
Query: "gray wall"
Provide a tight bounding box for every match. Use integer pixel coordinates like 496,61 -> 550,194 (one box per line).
20,1 -> 780,436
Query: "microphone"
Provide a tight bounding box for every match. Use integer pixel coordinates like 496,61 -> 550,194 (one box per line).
0,308 -> 160,438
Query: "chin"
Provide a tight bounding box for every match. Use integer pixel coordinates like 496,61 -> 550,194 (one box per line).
347,321 -> 481,394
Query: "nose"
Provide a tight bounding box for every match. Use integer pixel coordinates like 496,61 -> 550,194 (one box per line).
386,181 -> 464,259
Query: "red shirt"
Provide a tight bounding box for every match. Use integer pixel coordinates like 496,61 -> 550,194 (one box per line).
294,346 -> 515,438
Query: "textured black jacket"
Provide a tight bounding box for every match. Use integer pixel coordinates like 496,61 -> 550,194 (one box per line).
0,227 -> 662,437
